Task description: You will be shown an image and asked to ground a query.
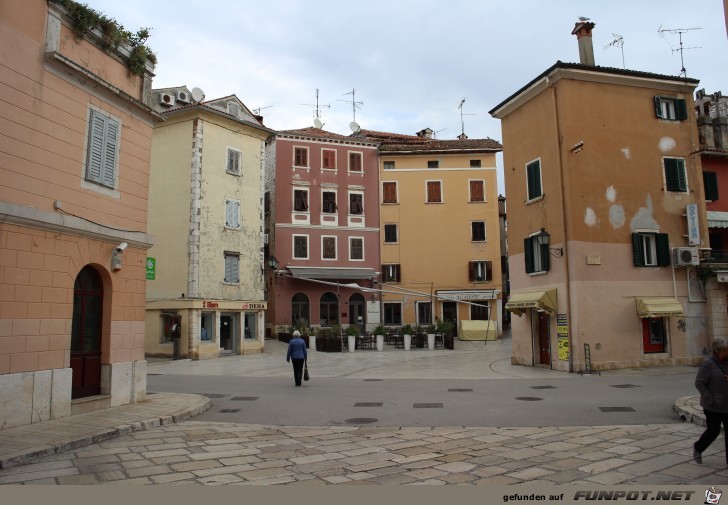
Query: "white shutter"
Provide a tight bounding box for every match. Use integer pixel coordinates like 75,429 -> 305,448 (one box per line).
232,200 -> 240,227
224,254 -> 239,283
102,118 -> 119,187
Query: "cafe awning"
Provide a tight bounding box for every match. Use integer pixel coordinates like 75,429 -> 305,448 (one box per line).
504,289 -> 557,316
707,211 -> 728,228
635,297 -> 684,318
286,266 -> 378,280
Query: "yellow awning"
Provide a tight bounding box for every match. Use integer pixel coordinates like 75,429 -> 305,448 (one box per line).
505,289 -> 557,316
635,297 -> 683,318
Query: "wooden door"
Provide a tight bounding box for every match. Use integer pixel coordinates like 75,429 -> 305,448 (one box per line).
537,312 -> 551,365
70,266 -> 103,399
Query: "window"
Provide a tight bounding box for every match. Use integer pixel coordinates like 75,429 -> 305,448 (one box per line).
291,293 -> 309,326
654,96 -> 688,121
704,171 -> 719,201
85,109 -> 120,188
225,198 -> 240,228
632,232 -> 670,267
471,221 -> 486,242
224,252 -> 239,283
469,180 -> 485,202
322,149 -> 337,170
383,303 -> 402,325
294,189 -> 309,211
426,181 -> 442,203
524,234 -> 549,274
350,237 -> 363,260
228,102 -> 240,117
227,147 -> 241,175
200,312 -> 213,341
294,147 -> 308,168
349,193 -> 364,214
322,236 -> 337,260
382,182 -> 398,203
384,161 -> 395,170
417,302 -> 432,326
469,261 -> 492,282
664,158 -> 687,193
382,264 -> 401,282
293,235 -> 309,259
428,160 -> 439,169
384,224 -> 398,243
470,160 -> 481,168
320,292 -> 339,326
160,313 -> 178,343
349,151 -> 363,172
471,302 -> 490,320
526,159 -> 542,201
322,191 -> 337,213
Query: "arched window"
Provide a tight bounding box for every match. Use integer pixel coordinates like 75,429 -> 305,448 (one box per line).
320,292 -> 339,326
291,292 -> 310,326
71,265 -> 103,399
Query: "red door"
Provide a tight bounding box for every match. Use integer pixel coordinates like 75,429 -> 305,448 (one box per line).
537,312 -> 551,364
71,266 -> 103,399
642,318 -> 666,353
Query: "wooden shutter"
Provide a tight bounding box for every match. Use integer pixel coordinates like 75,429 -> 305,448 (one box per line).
470,180 -> 484,202
704,171 -> 719,201
485,261 -> 492,281
524,237 -> 534,273
295,148 -> 307,167
656,233 -> 671,266
675,99 -> 688,120
102,118 -> 119,187
468,261 -> 475,281
383,182 -> 397,203
323,150 -> 335,169
427,181 -> 441,202
632,233 -> 644,266
664,158 -> 687,192
654,96 -> 664,118
350,152 -> 362,171
86,111 -> 105,183
224,254 -> 238,283
527,161 -> 541,200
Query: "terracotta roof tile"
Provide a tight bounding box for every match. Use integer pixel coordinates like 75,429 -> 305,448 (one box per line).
360,129 -> 502,152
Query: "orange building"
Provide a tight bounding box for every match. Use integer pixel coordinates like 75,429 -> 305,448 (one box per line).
0,0 -> 159,427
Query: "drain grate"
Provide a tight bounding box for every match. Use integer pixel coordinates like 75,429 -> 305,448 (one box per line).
530,386 -> 556,390
448,389 -> 473,392
413,403 -> 443,408
515,397 -> 543,401
345,418 -> 378,424
147,373 -> 162,376
354,402 -> 383,407
599,406 -> 636,412
609,384 -> 641,389
231,396 -> 259,401
219,409 -> 241,413
363,379 -> 383,382
203,394 -> 227,398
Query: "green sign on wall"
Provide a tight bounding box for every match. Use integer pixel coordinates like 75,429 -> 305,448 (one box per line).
146,257 -> 156,280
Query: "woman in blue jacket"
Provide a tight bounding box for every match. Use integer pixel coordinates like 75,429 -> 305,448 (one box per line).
694,337 -> 728,465
286,330 -> 308,386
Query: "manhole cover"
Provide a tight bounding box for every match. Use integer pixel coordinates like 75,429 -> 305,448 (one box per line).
219,409 -> 241,413
345,418 -> 378,424
448,389 -> 473,392
610,384 -> 641,388
203,394 -> 227,398
515,397 -> 543,401
413,403 -> 443,408
354,402 -> 383,407
530,386 -> 556,390
231,396 -> 259,401
363,379 -> 383,382
599,406 -> 636,412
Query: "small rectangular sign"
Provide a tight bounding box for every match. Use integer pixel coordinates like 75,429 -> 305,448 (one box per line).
146,257 -> 156,280
687,204 -> 700,246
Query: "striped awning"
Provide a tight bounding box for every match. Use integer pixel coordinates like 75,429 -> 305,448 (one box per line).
707,211 -> 728,228
635,297 -> 684,318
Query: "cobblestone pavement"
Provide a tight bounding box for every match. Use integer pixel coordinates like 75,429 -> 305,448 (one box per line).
1,420 -> 726,485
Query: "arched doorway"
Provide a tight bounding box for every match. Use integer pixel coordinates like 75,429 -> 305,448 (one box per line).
348,293 -> 366,332
70,265 -> 103,399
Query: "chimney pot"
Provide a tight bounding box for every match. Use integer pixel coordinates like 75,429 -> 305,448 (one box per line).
571,20 -> 596,66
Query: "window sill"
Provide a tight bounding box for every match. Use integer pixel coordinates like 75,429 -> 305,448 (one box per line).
349,258 -> 365,262
426,201 -> 444,204
226,170 -> 242,176
224,225 -> 241,230
222,281 -> 241,285
525,195 -> 544,205
384,242 -> 399,245
292,166 -> 310,171
292,257 -> 309,261
469,200 -> 486,204
382,202 -> 399,205
471,240 -> 487,244
322,168 -> 338,172
348,171 -> 364,175
527,270 -> 548,277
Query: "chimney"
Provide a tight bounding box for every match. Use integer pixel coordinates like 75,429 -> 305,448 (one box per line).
416,128 -> 433,139
571,20 -> 596,66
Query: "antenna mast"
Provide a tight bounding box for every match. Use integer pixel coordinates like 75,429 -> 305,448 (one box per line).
602,33 -> 625,69
339,88 -> 364,122
301,88 -> 330,120
252,105 -> 273,115
658,25 -> 702,77
457,99 -> 475,137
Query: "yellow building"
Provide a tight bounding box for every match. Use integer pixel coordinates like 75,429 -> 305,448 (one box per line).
490,22 -> 708,371
362,129 -> 503,338
145,90 -> 274,359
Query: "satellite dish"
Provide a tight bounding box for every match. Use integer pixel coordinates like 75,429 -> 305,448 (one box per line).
349,121 -> 361,133
314,118 -> 323,129
190,87 -> 205,103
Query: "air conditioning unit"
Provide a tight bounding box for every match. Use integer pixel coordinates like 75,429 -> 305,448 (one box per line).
175,91 -> 191,103
158,93 -> 175,106
674,247 -> 700,267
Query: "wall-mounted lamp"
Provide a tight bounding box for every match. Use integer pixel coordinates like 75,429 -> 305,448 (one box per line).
268,256 -> 279,270
536,228 -> 563,258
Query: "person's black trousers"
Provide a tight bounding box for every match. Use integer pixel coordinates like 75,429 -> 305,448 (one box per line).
291,358 -> 305,386
695,409 -> 728,463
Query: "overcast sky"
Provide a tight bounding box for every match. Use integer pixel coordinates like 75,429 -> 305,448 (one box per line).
88,0 -> 728,194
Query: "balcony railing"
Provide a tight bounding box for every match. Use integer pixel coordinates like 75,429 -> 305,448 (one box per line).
703,250 -> 728,264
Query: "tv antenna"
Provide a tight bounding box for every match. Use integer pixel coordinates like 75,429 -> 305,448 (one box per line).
252,105 -> 273,115
658,25 -> 702,77
433,128 -> 447,139
458,99 -> 475,137
602,33 -> 625,69
339,88 -> 364,123
301,88 -> 330,123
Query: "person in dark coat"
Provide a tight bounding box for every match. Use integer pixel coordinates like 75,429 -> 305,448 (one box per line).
694,337 -> 728,464
286,330 -> 308,387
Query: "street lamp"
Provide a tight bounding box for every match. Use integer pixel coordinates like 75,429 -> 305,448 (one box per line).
537,228 -> 563,257
268,256 -> 279,270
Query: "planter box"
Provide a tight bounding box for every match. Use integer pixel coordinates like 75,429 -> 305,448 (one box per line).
278,332 -> 293,343
444,336 -> 454,350
318,338 -> 343,353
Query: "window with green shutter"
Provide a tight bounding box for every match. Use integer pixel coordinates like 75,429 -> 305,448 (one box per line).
526,160 -> 542,201
654,96 -> 688,121
524,235 -> 548,274
632,232 -> 670,267
664,158 -> 687,192
85,109 -> 120,188
704,171 -> 719,201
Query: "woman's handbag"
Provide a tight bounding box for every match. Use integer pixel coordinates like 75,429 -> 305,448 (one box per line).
303,362 -> 310,381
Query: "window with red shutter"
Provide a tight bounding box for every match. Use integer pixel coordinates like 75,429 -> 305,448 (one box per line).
294,147 -> 308,167
322,149 -> 336,169
383,182 -> 397,203
470,180 -> 484,202
349,152 -> 362,172
427,181 -> 442,203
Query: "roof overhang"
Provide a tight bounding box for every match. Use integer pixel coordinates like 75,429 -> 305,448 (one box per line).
285,266 -> 377,280
504,289 -> 557,316
635,297 -> 684,318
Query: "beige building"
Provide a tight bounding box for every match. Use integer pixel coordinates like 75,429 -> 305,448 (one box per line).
362,129 -> 504,337
490,22 -> 708,371
145,90 -> 274,359
0,0 -> 158,427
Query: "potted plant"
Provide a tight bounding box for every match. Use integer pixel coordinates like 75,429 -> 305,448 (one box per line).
401,324 -> 414,351
316,326 -> 342,353
426,324 -> 436,350
373,324 -> 386,352
277,324 -> 293,343
436,319 -> 455,350
346,325 -> 360,352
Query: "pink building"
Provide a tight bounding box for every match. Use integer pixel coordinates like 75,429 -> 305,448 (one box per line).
0,0 -> 158,427
265,128 -> 381,335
